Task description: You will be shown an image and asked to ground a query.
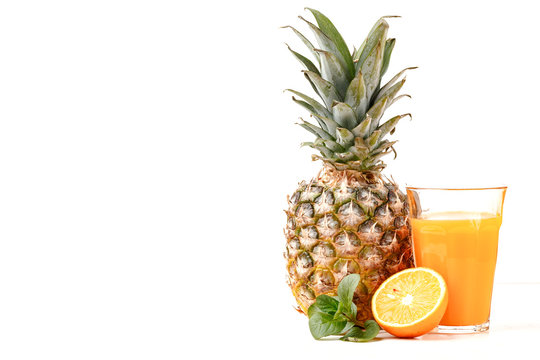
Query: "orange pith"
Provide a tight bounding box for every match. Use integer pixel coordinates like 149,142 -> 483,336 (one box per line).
371,267 -> 448,338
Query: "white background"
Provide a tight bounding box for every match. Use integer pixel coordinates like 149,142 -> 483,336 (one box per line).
0,0 -> 539,358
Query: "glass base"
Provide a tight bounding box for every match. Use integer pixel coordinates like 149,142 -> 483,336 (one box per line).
437,321 -> 490,334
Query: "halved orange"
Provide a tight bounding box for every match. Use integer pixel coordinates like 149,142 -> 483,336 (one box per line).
372,267 -> 448,338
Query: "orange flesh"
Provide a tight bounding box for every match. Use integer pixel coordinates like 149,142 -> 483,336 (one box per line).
411,212 -> 501,326
375,270 -> 442,324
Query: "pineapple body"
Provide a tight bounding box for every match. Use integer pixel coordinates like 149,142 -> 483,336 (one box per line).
285,167 -> 413,321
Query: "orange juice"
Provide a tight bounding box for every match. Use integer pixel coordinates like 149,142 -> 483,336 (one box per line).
410,212 -> 502,326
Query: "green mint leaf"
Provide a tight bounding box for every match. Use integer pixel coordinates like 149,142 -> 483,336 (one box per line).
341,321 -> 356,334
331,302 -> 352,322
337,274 -> 360,310
345,302 -> 357,320
309,312 -> 347,340
308,294 -> 340,318
332,312 -> 348,322
307,303 -> 320,318
331,302 -> 356,324
314,295 -> 340,314
340,321 -> 380,342
332,302 -> 343,319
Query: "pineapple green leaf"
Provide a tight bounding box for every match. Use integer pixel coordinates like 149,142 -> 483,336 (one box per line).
300,141 -> 315,148
321,139 -> 345,152
303,71 -> 323,99
344,71 -> 368,119
286,89 -> 332,118
348,145 -> 368,159
312,114 -> 339,136
371,140 -> 398,160
305,8 -> 355,78
366,147 -> 393,164
378,113 -> 411,138
374,140 -> 398,153
352,40 -> 365,68
366,97 -> 389,133
351,114 -> 372,138
366,130 -> 381,149
390,94 -> 411,106
376,67 -> 417,101
299,16 -> 339,54
354,137 -> 369,152
292,98 -> 317,115
340,321 -> 380,342
360,40 -> 384,100
335,127 -> 355,147
303,70 -> 341,109
298,119 -> 333,140
335,151 -> 357,162
299,16 -> 351,79
312,144 -> 336,159
332,102 -> 357,129
374,77 -> 406,104
281,25 -> 320,65
315,49 -> 350,97
354,18 -> 388,72
380,38 -> 396,78
304,142 -> 336,159
285,44 -> 321,75
292,98 -> 329,131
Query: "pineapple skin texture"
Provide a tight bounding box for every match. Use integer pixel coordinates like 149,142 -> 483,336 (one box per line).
284,168 -> 413,321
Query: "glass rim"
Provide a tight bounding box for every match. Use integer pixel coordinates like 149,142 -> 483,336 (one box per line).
406,186 -> 508,191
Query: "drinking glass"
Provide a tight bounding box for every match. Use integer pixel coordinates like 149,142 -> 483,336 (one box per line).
406,187 -> 507,333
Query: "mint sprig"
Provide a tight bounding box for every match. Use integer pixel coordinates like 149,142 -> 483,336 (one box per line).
307,274 -> 380,342
340,320 -> 380,342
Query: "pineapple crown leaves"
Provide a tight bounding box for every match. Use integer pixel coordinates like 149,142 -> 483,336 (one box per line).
283,9 -> 415,173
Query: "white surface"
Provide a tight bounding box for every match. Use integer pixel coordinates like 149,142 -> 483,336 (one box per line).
1,0 -> 539,359
233,283 -> 540,360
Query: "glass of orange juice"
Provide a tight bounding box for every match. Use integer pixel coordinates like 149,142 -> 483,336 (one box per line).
406,187 -> 507,333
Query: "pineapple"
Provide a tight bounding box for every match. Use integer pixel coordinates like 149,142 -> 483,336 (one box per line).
283,9 -> 415,322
